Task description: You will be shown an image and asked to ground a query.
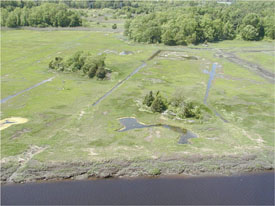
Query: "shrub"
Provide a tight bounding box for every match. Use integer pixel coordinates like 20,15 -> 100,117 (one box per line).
49,52 -> 107,80
143,91 -> 155,107
151,95 -> 167,113
177,101 -> 201,119
96,67 -> 107,79
88,66 -> 97,78
241,25 -> 259,41
112,23 -> 117,29
49,57 -> 65,71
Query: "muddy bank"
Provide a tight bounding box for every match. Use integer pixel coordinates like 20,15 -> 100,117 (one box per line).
1,152 -> 273,184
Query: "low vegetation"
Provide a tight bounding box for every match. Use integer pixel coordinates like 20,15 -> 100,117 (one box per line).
143,91 -> 203,119
49,51 -> 108,80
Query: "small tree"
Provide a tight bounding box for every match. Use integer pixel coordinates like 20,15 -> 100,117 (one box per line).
143,91 -> 155,107
96,67 -> 107,79
112,24 -> 117,29
88,65 -> 97,78
49,57 -> 65,71
151,95 -> 167,113
241,25 -> 259,41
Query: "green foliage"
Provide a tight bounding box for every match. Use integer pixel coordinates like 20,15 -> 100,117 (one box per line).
125,2 -> 274,44
183,102 -> 201,119
263,16 -> 275,39
241,25 -> 259,41
149,168 -> 161,176
143,91 -> 155,107
3,3 -> 82,27
151,93 -> 167,113
96,67 -> 107,79
112,23 -> 117,29
49,51 -> 107,80
49,57 -> 65,71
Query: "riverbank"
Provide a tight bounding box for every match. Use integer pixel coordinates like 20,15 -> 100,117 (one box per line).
1,152 -> 273,184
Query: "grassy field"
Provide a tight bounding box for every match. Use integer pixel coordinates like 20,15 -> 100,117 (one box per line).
1,29 -> 274,182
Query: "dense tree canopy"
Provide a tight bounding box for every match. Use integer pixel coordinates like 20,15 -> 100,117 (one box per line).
1,3 -> 82,27
125,2 -> 275,44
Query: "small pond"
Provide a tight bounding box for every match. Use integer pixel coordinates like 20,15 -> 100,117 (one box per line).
118,117 -> 197,144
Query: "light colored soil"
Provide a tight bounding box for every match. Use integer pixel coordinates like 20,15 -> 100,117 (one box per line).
0,117 -> 28,131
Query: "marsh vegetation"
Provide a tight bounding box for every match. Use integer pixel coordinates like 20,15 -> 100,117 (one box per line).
1,0 -> 274,184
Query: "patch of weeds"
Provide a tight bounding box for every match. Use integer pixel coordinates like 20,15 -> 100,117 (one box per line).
149,168 -> 161,176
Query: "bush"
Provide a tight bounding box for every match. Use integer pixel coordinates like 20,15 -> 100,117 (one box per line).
143,91 -> 155,107
151,95 -> 167,113
96,67 -> 107,79
49,57 -> 65,71
88,66 -> 97,78
49,52 -> 107,80
241,25 -> 259,40
177,101 -> 201,119
112,23 -> 117,29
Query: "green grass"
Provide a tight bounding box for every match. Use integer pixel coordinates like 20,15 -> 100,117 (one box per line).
236,51 -> 275,73
1,30 -> 274,174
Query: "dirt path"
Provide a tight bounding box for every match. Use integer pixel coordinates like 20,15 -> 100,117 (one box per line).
6,146 -> 46,183
215,49 -> 274,83
92,62 -> 147,106
1,77 -> 55,104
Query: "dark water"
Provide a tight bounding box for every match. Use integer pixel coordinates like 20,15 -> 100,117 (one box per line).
1,120 -> 16,125
118,117 -> 197,144
1,77 -> 55,104
1,172 -> 274,205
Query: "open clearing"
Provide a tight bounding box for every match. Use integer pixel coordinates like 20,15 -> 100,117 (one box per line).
1,30 -> 274,183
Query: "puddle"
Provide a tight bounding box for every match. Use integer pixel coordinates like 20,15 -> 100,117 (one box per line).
158,51 -> 198,60
119,51 -> 133,55
204,63 -> 217,104
0,117 -> 29,131
117,117 -> 197,144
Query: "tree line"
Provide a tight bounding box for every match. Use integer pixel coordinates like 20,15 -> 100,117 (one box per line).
1,3 -> 82,27
125,2 -> 275,45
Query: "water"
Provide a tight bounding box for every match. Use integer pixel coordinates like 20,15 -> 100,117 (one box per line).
203,63 -> 217,105
1,77 -> 55,104
92,62 -> 147,106
118,117 -> 197,144
1,172 -> 273,205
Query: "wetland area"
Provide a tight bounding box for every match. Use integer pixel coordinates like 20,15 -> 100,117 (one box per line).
1,2 -> 274,205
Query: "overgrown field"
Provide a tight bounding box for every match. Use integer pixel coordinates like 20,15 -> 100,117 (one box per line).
1,29 -> 274,183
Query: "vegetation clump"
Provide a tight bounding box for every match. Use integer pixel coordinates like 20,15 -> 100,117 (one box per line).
112,24 -> 117,29
143,91 -> 167,113
143,90 -> 205,119
143,91 -> 155,107
49,51 -> 108,80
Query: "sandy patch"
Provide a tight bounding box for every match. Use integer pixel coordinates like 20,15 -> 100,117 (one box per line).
0,117 -> 28,131
84,148 -> 98,156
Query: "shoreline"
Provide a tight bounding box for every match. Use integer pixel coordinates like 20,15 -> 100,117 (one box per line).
1,154 -> 273,185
